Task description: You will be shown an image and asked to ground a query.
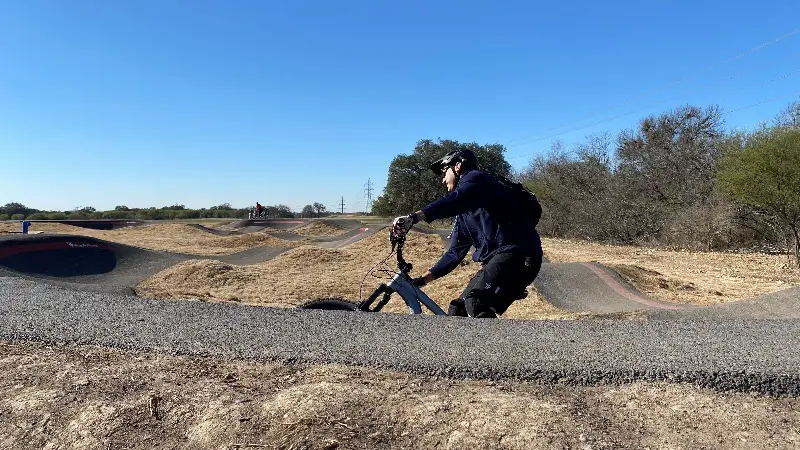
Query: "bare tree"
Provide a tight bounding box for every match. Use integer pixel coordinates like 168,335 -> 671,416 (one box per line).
773,101 -> 800,129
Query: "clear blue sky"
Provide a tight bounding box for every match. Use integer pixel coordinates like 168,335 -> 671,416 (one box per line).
2,1 -> 799,213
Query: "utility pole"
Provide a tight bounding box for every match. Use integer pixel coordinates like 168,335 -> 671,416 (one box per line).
364,178 -> 374,212
340,196 -> 345,214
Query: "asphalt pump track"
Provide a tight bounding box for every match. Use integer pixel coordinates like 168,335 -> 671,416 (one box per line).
0,219 -> 387,294
2,221 -> 800,395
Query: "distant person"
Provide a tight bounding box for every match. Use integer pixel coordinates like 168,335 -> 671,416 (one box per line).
256,202 -> 264,218
392,149 -> 543,318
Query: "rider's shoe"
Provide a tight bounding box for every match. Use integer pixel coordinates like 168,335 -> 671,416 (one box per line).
447,299 -> 468,317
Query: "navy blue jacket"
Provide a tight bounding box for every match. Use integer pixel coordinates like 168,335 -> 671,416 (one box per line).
421,169 -> 543,278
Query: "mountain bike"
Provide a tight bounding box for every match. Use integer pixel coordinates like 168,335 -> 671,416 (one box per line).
297,228 -> 449,315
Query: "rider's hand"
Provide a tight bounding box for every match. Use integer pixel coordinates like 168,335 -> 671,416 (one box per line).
411,276 -> 427,287
392,213 -> 417,236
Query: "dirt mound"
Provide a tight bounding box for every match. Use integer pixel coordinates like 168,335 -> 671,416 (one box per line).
137,232 -> 574,319
137,232 -> 440,310
0,223 -> 305,256
105,224 -> 307,255
543,237 -> 800,305
292,220 -> 346,237
0,222 -> 89,234
608,264 -> 717,306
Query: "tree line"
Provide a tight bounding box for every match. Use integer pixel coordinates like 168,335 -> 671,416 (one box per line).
372,101 -> 800,266
0,202 -> 335,221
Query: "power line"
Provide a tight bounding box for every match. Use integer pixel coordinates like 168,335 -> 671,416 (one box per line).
728,90 -> 800,114
506,67 -> 800,162
502,27 -> 800,147
715,67 -> 800,104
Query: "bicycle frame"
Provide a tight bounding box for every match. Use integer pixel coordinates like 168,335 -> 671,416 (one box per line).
357,232 -> 447,315
358,273 -> 446,315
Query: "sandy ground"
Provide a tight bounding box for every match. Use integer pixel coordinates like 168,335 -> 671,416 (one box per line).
2,341 -> 799,450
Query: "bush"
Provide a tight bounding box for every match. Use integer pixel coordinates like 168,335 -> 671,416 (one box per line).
26,213 -> 49,220
10,214 -> 24,220
182,209 -> 201,219
659,197 -> 737,251
102,211 -> 134,220
48,212 -> 68,220
0,214 -> 9,220
718,127 -> 800,265
143,210 -> 169,220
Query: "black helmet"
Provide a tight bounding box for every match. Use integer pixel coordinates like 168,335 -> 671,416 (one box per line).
430,149 -> 478,175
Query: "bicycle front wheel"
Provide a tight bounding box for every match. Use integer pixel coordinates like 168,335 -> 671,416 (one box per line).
297,298 -> 363,311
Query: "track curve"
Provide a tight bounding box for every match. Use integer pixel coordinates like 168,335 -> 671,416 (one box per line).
0,234 -> 290,294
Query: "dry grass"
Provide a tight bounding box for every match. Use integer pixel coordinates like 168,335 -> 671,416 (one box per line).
5,340 -> 799,450
0,222 -> 305,255
134,231 -> 800,317
135,231 -> 625,319
292,220 -> 346,237
137,232 -> 484,313
0,223 -> 89,234
542,237 -> 800,305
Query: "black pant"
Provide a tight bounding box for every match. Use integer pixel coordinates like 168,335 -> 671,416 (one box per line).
448,252 -> 543,318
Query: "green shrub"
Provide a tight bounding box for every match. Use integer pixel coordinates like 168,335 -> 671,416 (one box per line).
102,211 -> 134,219
0,214 -> 9,220
10,214 -> 24,220
182,209 -> 201,219
26,213 -> 49,220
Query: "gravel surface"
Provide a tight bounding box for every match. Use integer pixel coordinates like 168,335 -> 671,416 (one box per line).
2,277 -> 799,396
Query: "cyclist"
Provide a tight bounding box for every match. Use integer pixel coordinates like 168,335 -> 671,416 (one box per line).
392,149 -> 543,318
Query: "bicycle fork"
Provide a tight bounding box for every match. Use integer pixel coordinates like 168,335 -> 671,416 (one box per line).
358,283 -> 394,312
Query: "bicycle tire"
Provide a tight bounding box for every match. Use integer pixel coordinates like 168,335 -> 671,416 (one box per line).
297,298 -> 363,311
